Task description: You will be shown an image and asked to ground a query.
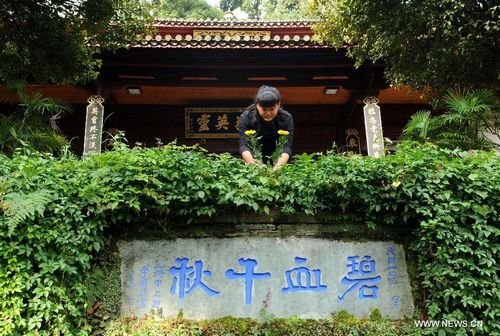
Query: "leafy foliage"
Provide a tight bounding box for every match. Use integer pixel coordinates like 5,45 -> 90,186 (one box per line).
0,142 -> 498,335
309,1 -> 500,93
2,189 -> 52,235
220,0 -> 307,19
402,88 -> 500,150
0,0 -> 154,84
153,0 -> 224,20
221,0 -> 244,12
0,84 -> 71,155
262,0 -> 307,20
401,110 -> 439,144
86,256 -> 122,333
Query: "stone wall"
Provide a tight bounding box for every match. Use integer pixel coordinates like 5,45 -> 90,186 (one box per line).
118,223 -> 415,320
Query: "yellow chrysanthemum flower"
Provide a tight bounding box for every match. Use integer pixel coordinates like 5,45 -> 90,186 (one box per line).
244,130 -> 256,135
277,130 -> 289,136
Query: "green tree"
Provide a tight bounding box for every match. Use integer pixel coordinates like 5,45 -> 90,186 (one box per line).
0,0 -> 153,84
263,0 -> 307,20
221,0 -> 306,19
154,0 -> 224,20
220,0 -> 244,12
221,0 -> 307,19
401,88 -> 500,150
242,0 -> 262,19
309,0 -> 500,93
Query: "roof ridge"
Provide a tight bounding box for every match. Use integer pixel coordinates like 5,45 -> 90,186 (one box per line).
154,19 -> 316,25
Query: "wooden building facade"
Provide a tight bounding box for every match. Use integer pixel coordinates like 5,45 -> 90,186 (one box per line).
5,20 -> 430,154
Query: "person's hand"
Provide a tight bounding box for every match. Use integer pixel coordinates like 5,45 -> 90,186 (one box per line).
242,150 -> 260,165
247,158 -> 261,165
273,153 -> 290,170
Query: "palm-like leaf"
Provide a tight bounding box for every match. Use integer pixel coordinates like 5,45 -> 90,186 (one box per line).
19,92 -> 71,119
402,88 -> 499,150
29,129 -> 68,153
401,110 -> 438,143
0,82 -> 71,156
438,88 -> 499,150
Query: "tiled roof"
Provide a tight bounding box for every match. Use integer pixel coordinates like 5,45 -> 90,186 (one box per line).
135,35 -> 327,49
154,19 -> 315,28
132,20 -> 330,49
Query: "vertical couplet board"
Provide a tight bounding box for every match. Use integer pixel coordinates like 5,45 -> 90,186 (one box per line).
83,96 -> 104,155
363,97 -> 385,158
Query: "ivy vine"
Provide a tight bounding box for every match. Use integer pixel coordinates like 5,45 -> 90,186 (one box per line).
0,143 -> 498,335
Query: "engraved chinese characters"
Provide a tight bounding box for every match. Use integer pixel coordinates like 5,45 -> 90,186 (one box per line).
363,97 -> 385,158
83,96 -> 104,155
131,255 -> 381,304
282,257 -> 327,294
338,256 -> 381,300
169,258 -> 219,299
186,108 -> 244,138
120,239 -> 414,319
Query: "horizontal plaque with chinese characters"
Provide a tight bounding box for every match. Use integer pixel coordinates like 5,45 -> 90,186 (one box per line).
119,238 -> 414,319
185,108 -> 245,138
193,29 -> 271,40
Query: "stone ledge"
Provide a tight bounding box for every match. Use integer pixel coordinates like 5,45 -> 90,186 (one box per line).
119,221 -> 411,243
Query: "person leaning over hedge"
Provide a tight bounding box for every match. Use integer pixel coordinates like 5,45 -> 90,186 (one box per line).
238,86 -> 294,169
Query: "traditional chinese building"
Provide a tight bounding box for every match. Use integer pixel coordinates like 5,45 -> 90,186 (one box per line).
5,20 -> 430,154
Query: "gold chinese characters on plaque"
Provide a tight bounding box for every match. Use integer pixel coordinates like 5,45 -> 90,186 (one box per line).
185,108 -> 245,138
193,29 -> 271,41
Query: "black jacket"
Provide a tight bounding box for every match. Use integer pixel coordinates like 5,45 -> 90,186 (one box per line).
238,104 -> 294,160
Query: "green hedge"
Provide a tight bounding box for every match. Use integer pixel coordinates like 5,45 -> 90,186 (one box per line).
0,143 -> 498,335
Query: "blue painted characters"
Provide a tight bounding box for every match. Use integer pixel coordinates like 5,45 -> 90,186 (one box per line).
338,255 -> 382,301
133,252 -> 390,312
139,265 -> 149,309
282,257 -> 327,293
386,246 -> 401,310
225,258 -> 272,304
169,258 -> 220,299
152,265 -> 166,308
